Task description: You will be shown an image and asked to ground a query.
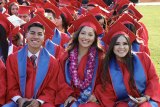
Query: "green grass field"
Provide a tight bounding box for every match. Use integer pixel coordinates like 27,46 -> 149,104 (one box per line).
136,5 -> 160,76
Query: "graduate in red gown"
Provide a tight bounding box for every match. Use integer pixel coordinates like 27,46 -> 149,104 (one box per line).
40,11 -> 70,48
115,13 -> 150,55
137,22 -> 149,47
0,59 -> 6,106
95,23 -> 160,107
21,14 -> 65,59
0,13 -> 20,64
127,4 -> 149,47
55,14 -> 104,107
110,0 -> 149,47
41,2 -> 71,48
4,22 -> 60,107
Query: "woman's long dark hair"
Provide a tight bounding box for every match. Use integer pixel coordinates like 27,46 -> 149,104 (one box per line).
8,2 -> 19,15
124,23 -> 136,35
101,34 -> 136,92
66,26 -> 103,53
0,25 -> 9,63
124,23 -> 143,44
20,1 -> 30,6
61,14 -> 68,33
95,15 -> 107,30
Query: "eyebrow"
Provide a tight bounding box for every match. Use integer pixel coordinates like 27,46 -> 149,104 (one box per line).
30,31 -> 43,33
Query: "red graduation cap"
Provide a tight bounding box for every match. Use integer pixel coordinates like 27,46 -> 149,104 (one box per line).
65,5 -> 79,15
49,0 -> 57,5
75,7 -> 87,16
18,5 -> 33,14
87,0 -> 108,9
115,0 -> 130,13
58,0 -> 71,7
88,6 -> 111,19
10,26 -> 20,37
5,0 -> 18,9
70,1 -> 81,8
44,2 -> 62,18
99,6 -> 112,19
0,13 -> 14,35
105,22 -> 136,45
68,14 -> 103,35
31,0 -> 44,8
29,3 -> 40,8
7,0 -> 18,4
60,7 -> 74,24
22,15 -> 54,40
88,6 -> 104,16
115,13 -> 141,31
127,4 -> 143,21
34,7 -> 45,16
38,13 -> 56,30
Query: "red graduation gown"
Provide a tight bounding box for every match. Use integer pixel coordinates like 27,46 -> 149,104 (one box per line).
9,45 -> 21,55
6,51 -> 60,106
53,45 -> 64,59
139,43 -> 150,55
0,59 -> 6,106
138,22 -> 149,47
95,52 -> 160,107
55,50 -> 104,107
59,32 -> 70,48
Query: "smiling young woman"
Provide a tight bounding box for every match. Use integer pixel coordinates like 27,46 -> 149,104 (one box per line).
56,14 -> 105,107
95,22 -> 160,107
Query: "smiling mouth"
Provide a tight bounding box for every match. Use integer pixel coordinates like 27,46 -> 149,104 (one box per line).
82,40 -> 89,43
31,40 -> 39,43
118,50 -> 127,54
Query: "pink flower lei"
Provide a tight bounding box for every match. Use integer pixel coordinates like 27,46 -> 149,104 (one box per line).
69,46 -> 97,90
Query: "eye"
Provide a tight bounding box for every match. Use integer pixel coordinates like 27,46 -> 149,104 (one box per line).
23,16 -> 27,18
123,42 -> 128,45
38,33 -> 43,36
18,16 -> 22,18
88,34 -> 93,37
80,32 -> 85,35
29,32 -> 35,35
115,43 -> 120,45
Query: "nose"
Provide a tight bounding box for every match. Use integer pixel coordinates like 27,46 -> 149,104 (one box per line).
119,44 -> 124,48
30,33 -> 39,38
82,35 -> 89,40
34,33 -> 40,38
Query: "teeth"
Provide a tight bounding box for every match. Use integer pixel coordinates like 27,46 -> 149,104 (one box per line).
118,50 -> 125,53
82,40 -> 89,43
31,40 -> 39,43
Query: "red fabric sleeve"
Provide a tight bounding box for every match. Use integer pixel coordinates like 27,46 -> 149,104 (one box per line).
0,60 -> 6,106
95,83 -> 117,107
37,57 -> 59,105
55,54 -> 73,105
60,33 -> 70,48
138,53 -> 160,103
6,53 -> 22,102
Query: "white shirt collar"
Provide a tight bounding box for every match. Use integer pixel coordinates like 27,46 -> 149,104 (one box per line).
28,50 -> 40,66
28,50 -> 40,58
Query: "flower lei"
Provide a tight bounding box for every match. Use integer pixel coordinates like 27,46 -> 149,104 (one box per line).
69,46 -> 97,90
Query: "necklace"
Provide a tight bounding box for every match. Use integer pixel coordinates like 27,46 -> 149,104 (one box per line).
69,46 -> 96,89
